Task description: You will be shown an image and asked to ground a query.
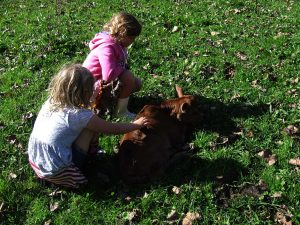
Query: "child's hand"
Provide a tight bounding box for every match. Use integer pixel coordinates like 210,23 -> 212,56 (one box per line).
133,116 -> 150,127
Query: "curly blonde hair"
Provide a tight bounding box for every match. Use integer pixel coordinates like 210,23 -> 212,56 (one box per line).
103,12 -> 142,43
48,64 -> 94,111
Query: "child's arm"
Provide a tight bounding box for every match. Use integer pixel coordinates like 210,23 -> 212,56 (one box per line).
97,45 -> 125,82
86,115 -> 149,135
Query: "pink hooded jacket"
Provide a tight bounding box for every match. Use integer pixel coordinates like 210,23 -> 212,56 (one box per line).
83,32 -> 128,82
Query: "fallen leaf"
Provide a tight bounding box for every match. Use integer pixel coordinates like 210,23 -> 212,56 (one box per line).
49,202 -> 59,212
274,211 -> 292,225
268,154 -> 277,166
172,186 -> 181,195
151,219 -> 159,224
232,8 -> 242,14
257,150 -> 277,166
22,111 -> 33,122
209,136 -> 229,150
0,202 -> 4,212
172,26 -> 179,32
224,62 -> 235,79
166,209 -> 179,221
143,192 -> 149,198
272,192 -> 282,198
236,51 -> 248,61
290,77 -> 299,84
287,89 -> 298,96
44,219 -> 52,225
49,189 -> 62,197
9,172 -> 17,179
245,130 -> 254,138
251,80 -> 267,92
284,125 -> 298,136
6,134 -> 17,144
210,31 -> 220,36
127,208 -> 141,222
230,93 -> 240,101
289,157 -> 300,166
182,212 -> 201,225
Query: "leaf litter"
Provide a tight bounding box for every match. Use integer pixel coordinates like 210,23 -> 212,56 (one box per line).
257,149 -> 277,166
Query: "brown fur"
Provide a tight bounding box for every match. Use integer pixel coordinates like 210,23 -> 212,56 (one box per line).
117,85 -> 202,183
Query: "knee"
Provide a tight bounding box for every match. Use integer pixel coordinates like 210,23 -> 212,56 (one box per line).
134,77 -> 142,92
119,70 -> 142,93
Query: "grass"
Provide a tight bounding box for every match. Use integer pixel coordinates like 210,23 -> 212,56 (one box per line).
0,0 -> 299,224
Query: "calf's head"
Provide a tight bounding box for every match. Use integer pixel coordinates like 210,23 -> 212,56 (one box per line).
162,85 -> 203,124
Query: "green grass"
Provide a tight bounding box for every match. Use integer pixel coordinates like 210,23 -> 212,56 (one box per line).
1,0 -> 299,224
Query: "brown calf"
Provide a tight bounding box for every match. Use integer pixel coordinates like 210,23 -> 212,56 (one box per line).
117,85 -> 202,183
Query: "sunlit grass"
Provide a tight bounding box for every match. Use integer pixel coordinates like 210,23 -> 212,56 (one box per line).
0,0 -> 299,224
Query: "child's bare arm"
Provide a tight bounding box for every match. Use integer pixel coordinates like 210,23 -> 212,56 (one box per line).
86,115 -> 149,134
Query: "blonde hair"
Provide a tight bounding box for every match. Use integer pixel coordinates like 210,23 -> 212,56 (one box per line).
103,12 -> 142,43
48,64 -> 94,111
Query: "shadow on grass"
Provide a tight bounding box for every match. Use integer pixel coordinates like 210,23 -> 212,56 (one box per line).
130,94 -> 269,136
85,154 -> 248,202
84,95 -> 268,197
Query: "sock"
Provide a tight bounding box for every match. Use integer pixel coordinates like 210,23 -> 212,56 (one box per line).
116,97 -> 129,115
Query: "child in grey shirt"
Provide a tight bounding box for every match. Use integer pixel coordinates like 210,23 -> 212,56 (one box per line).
28,64 -> 149,189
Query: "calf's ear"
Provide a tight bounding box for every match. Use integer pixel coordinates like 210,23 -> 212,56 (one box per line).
180,102 -> 189,113
175,85 -> 184,98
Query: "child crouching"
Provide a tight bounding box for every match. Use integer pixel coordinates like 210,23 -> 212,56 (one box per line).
28,64 -> 149,189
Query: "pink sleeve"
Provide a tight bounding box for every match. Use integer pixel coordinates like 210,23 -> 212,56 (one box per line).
96,45 -> 125,82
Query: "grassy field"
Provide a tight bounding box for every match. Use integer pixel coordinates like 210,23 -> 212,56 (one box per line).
0,0 -> 299,224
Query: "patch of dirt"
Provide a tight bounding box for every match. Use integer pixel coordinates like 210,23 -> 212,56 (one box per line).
213,180 -> 268,208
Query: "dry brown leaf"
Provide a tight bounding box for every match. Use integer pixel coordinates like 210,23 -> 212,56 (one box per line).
22,111 -> 33,122
49,202 -> 59,212
44,219 -> 52,225
127,208 -> 141,222
287,89 -> 298,96
167,209 -> 179,221
6,134 -> 17,145
257,150 -> 277,166
143,192 -> 149,198
209,136 -> 229,150
0,202 -> 4,212
290,77 -> 299,84
236,51 -> 248,61
289,157 -> 300,166
48,189 -> 62,197
151,219 -> 159,224
268,154 -> 277,166
172,26 -> 179,32
245,130 -> 254,138
210,31 -> 220,36
257,149 -> 271,158
230,93 -> 240,101
9,172 -> 17,179
124,196 -> 132,202
272,192 -> 282,198
224,62 -> 236,80
284,125 -> 298,136
172,186 -> 181,195
274,211 -> 293,225
233,8 -> 241,14
182,212 -> 201,225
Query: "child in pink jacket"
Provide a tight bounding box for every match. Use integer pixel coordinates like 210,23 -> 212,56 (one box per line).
83,12 -> 142,119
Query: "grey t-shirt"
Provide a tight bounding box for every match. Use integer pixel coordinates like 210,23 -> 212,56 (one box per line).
28,100 -> 94,177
